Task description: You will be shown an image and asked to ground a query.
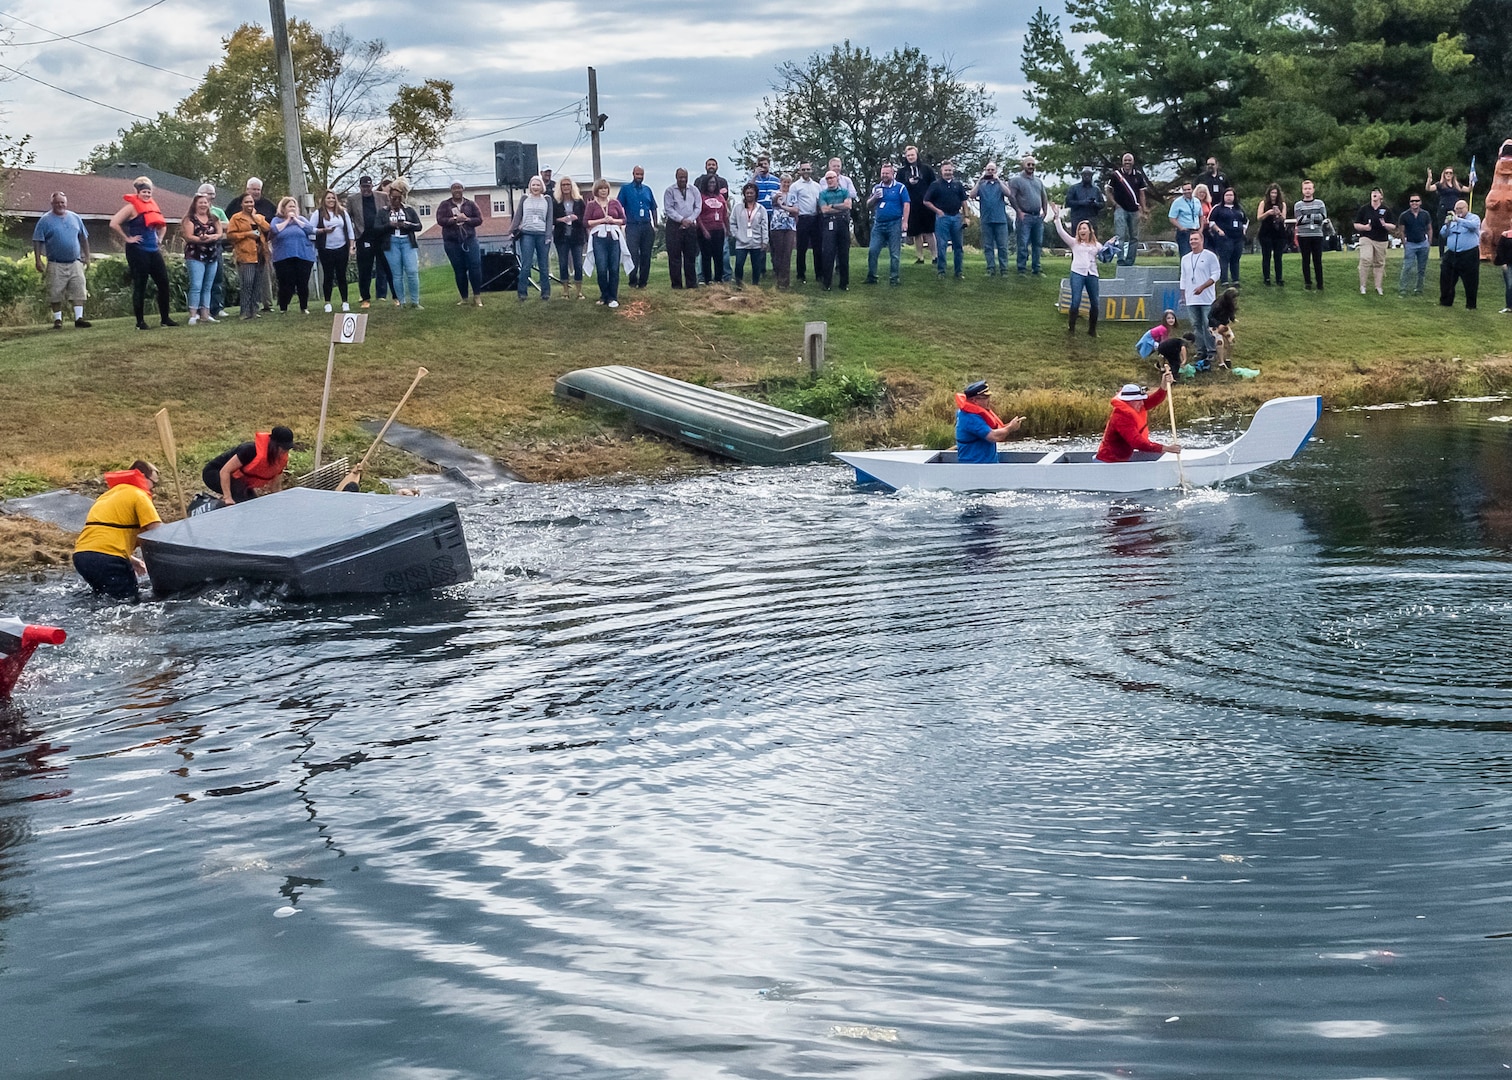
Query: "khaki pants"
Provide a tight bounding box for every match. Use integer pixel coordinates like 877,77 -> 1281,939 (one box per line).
45,260 -> 87,304
1358,237 -> 1388,292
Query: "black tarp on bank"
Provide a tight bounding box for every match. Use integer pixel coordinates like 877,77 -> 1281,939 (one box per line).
140,489 -> 473,597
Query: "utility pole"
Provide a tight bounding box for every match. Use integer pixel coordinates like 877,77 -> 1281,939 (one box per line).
587,67 -> 603,182
268,0 -> 310,207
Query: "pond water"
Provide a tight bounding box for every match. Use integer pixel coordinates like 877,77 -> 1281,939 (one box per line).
2,401 -> 1511,1079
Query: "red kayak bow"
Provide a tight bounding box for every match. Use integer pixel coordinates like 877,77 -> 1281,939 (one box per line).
0,616 -> 67,700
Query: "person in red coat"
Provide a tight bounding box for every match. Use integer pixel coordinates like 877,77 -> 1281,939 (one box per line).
1096,370 -> 1183,462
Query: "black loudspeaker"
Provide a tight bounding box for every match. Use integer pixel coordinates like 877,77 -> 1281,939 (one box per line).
480,249 -> 520,292
494,141 -> 540,188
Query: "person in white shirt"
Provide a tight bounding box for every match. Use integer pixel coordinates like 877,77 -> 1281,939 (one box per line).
788,162 -> 823,284
1048,200 -> 1101,336
1180,230 -> 1221,369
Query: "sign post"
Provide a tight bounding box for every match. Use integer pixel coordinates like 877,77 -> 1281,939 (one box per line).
315,313 -> 367,469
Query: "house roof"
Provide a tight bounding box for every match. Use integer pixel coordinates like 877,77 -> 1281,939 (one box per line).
90,163 -> 202,198
3,168 -> 193,221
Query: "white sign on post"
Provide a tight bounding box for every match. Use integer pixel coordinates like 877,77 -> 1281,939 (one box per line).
316,314 -> 369,468
331,313 -> 367,344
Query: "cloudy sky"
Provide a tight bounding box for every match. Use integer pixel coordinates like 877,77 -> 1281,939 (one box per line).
0,0 -> 1044,190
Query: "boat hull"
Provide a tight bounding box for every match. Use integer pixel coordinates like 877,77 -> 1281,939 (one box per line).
835,395 -> 1320,493
140,489 -> 473,597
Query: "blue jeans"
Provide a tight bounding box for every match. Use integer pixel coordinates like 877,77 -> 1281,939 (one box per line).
867,217 -> 903,281
1399,240 -> 1429,294
1174,230 -> 1192,258
734,248 -> 766,285
592,233 -> 620,302
187,258 -> 215,311
209,256 -> 225,312
385,242 -> 420,305
934,214 -> 964,275
1189,303 -> 1214,362
1069,271 -> 1100,319
981,221 -> 1011,273
517,232 -> 551,298
1016,214 -> 1043,272
1114,208 -> 1139,265
1217,236 -> 1242,284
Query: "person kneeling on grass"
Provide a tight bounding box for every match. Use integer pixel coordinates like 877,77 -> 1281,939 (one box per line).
1095,373 -> 1183,463
73,461 -> 161,601
202,426 -> 294,506
955,381 -> 1025,463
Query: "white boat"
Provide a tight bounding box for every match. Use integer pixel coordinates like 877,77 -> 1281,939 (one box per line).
834,395 -> 1321,493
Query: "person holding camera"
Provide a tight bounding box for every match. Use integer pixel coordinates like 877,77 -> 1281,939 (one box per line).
1440,199 -> 1482,309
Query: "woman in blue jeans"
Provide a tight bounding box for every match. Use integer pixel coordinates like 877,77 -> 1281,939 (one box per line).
179,192 -> 224,324
380,181 -> 423,308
1049,203 -> 1102,336
583,178 -> 626,307
511,175 -> 553,300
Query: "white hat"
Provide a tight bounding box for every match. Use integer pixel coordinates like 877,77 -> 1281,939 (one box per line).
1117,384 -> 1148,401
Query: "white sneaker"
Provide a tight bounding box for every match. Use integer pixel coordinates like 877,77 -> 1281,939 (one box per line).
608,300 -> 619,309
1501,308 -> 1512,314
204,315 -> 218,323
1360,286 -> 1367,294
341,302 -> 350,312
324,303 -> 333,313
188,315 -> 199,325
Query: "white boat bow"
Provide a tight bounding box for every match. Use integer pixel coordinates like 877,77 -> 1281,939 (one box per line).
834,395 -> 1321,493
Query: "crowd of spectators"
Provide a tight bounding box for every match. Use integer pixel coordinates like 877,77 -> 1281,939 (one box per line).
31,151 -> 1512,335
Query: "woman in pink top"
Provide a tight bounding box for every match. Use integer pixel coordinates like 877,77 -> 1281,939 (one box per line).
583,178 -> 626,307
1049,200 -> 1102,337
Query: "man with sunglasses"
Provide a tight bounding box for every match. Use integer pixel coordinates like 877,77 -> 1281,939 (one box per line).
1397,194 -> 1432,296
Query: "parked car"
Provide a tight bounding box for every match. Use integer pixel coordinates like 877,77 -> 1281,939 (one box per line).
1137,240 -> 1179,257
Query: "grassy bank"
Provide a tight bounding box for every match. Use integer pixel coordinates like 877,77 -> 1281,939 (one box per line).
2,250 -> 1509,505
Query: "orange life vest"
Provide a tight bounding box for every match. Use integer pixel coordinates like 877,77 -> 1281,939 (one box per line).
123,193 -> 167,230
955,393 -> 1005,430
103,468 -> 152,493
231,432 -> 288,489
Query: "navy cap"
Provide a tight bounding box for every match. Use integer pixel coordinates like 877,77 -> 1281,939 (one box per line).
964,380 -> 989,397
271,425 -> 295,447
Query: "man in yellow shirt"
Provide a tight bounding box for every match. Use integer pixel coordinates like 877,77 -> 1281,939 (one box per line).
73,460 -> 162,600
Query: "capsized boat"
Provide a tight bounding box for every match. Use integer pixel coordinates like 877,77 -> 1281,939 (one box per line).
139,488 -> 472,597
835,395 -> 1321,493
1,615 -> 67,700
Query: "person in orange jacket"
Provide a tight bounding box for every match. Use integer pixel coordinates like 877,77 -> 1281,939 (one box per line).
1096,371 -> 1184,463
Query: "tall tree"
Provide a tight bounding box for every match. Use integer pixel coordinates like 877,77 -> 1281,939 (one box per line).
81,21 -> 457,194
736,42 -> 1003,241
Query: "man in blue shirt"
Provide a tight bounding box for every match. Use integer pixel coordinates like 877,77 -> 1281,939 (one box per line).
1168,182 -> 1202,257
864,163 -> 910,286
924,161 -> 970,279
618,166 -> 658,289
748,155 -> 781,215
1397,194 -> 1432,296
32,191 -> 92,329
1439,200 -> 1482,309
972,163 -> 1012,277
955,381 -> 1025,464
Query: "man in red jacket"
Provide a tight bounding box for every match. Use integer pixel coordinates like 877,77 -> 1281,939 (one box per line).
1096,371 -> 1183,462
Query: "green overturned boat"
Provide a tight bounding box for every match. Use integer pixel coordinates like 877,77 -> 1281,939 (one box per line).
554,365 -> 832,465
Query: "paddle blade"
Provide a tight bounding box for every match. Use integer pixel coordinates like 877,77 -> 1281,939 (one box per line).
153,408 -> 179,469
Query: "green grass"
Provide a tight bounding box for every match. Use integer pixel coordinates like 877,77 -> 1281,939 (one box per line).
1,252 -> 1508,492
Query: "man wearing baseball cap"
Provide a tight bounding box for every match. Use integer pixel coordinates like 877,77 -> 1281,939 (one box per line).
202,426 -> 296,506
954,380 -> 1025,464
1095,370 -> 1182,462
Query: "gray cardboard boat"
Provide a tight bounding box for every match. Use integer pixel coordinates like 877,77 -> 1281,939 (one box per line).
554,365 -> 832,464
139,489 -> 472,597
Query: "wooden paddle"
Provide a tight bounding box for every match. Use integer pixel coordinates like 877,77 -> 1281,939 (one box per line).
153,407 -> 189,517
1164,372 -> 1187,489
339,367 -> 427,492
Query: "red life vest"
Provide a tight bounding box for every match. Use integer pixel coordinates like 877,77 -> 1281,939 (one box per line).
231,432 -> 288,489
123,193 -> 167,230
955,393 -> 1005,430
1096,397 -> 1153,462
103,468 -> 152,492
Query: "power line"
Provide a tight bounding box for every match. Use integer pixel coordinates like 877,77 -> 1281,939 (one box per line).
0,6 -> 198,79
0,58 -> 153,120
453,99 -> 585,143
0,0 -> 172,45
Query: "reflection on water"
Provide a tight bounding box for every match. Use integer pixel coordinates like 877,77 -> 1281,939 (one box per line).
1,401 -> 1510,1079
